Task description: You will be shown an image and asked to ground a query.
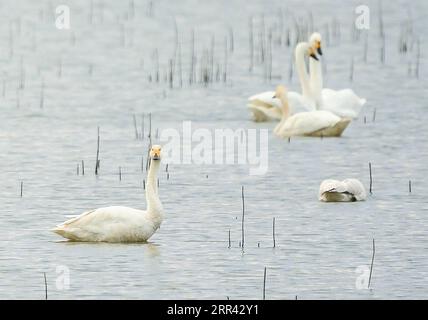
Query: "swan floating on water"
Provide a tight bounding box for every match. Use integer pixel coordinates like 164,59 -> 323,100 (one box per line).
248,33 -> 366,121
273,82 -> 351,138
308,33 -> 367,118
247,91 -> 282,122
247,38 -> 319,122
52,145 -> 164,242
319,178 -> 367,202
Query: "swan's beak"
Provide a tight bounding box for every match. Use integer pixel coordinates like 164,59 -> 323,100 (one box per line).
152,152 -> 161,161
310,53 -> 319,61
316,41 -> 322,56
272,95 -> 277,99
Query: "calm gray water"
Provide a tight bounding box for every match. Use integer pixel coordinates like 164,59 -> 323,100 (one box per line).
0,0 -> 427,299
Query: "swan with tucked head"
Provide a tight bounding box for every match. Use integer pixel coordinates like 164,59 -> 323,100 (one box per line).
319,179 -> 367,202
52,145 -> 164,243
273,85 -> 351,138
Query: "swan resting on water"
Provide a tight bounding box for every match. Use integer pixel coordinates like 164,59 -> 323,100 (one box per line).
247,38 -> 319,122
273,84 -> 351,138
52,145 -> 164,242
308,32 -> 367,118
246,91 -> 283,122
319,179 -> 367,202
247,32 -> 366,121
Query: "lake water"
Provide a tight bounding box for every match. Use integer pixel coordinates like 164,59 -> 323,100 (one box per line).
0,0 -> 427,299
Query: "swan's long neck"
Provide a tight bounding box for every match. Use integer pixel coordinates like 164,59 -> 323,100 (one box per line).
295,44 -> 312,100
145,159 -> 163,223
309,58 -> 323,108
274,93 -> 290,134
280,95 -> 290,119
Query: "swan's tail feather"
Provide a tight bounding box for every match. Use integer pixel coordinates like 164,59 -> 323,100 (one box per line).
51,224 -> 67,235
334,118 -> 352,136
51,225 -> 67,237
51,225 -> 81,241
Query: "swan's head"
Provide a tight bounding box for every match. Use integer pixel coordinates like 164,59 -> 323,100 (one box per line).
296,42 -> 319,61
272,85 -> 288,100
150,145 -> 162,161
309,32 -> 322,56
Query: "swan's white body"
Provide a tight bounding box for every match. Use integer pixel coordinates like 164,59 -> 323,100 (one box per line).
318,88 -> 366,119
52,146 -> 163,243
309,34 -> 366,118
275,109 -> 350,138
272,50 -> 351,138
52,206 -> 162,242
319,179 -> 367,202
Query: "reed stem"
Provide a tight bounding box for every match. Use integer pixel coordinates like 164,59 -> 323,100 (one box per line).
241,186 -> 245,249
369,162 -> 373,194
272,217 -> 276,248
228,229 -> 231,249
263,267 -> 267,300
95,127 -> 100,175
43,272 -> 48,300
368,238 -> 375,289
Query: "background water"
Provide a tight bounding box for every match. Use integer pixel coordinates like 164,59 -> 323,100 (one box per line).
0,0 -> 427,299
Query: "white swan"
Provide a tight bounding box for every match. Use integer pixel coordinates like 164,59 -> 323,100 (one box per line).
319,178 -> 367,202
247,41 -> 319,122
308,33 -> 367,118
247,91 -> 282,122
52,145 -> 164,242
273,84 -> 351,138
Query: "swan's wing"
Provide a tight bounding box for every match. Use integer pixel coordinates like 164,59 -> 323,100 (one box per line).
279,110 -> 340,137
319,179 -> 345,199
55,206 -> 143,229
248,91 -> 281,108
247,104 -> 282,121
343,179 -> 367,200
59,209 -> 97,227
247,91 -> 282,121
321,89 -> 366,118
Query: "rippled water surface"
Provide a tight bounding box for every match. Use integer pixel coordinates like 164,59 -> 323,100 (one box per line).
1,0 -> 427,299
